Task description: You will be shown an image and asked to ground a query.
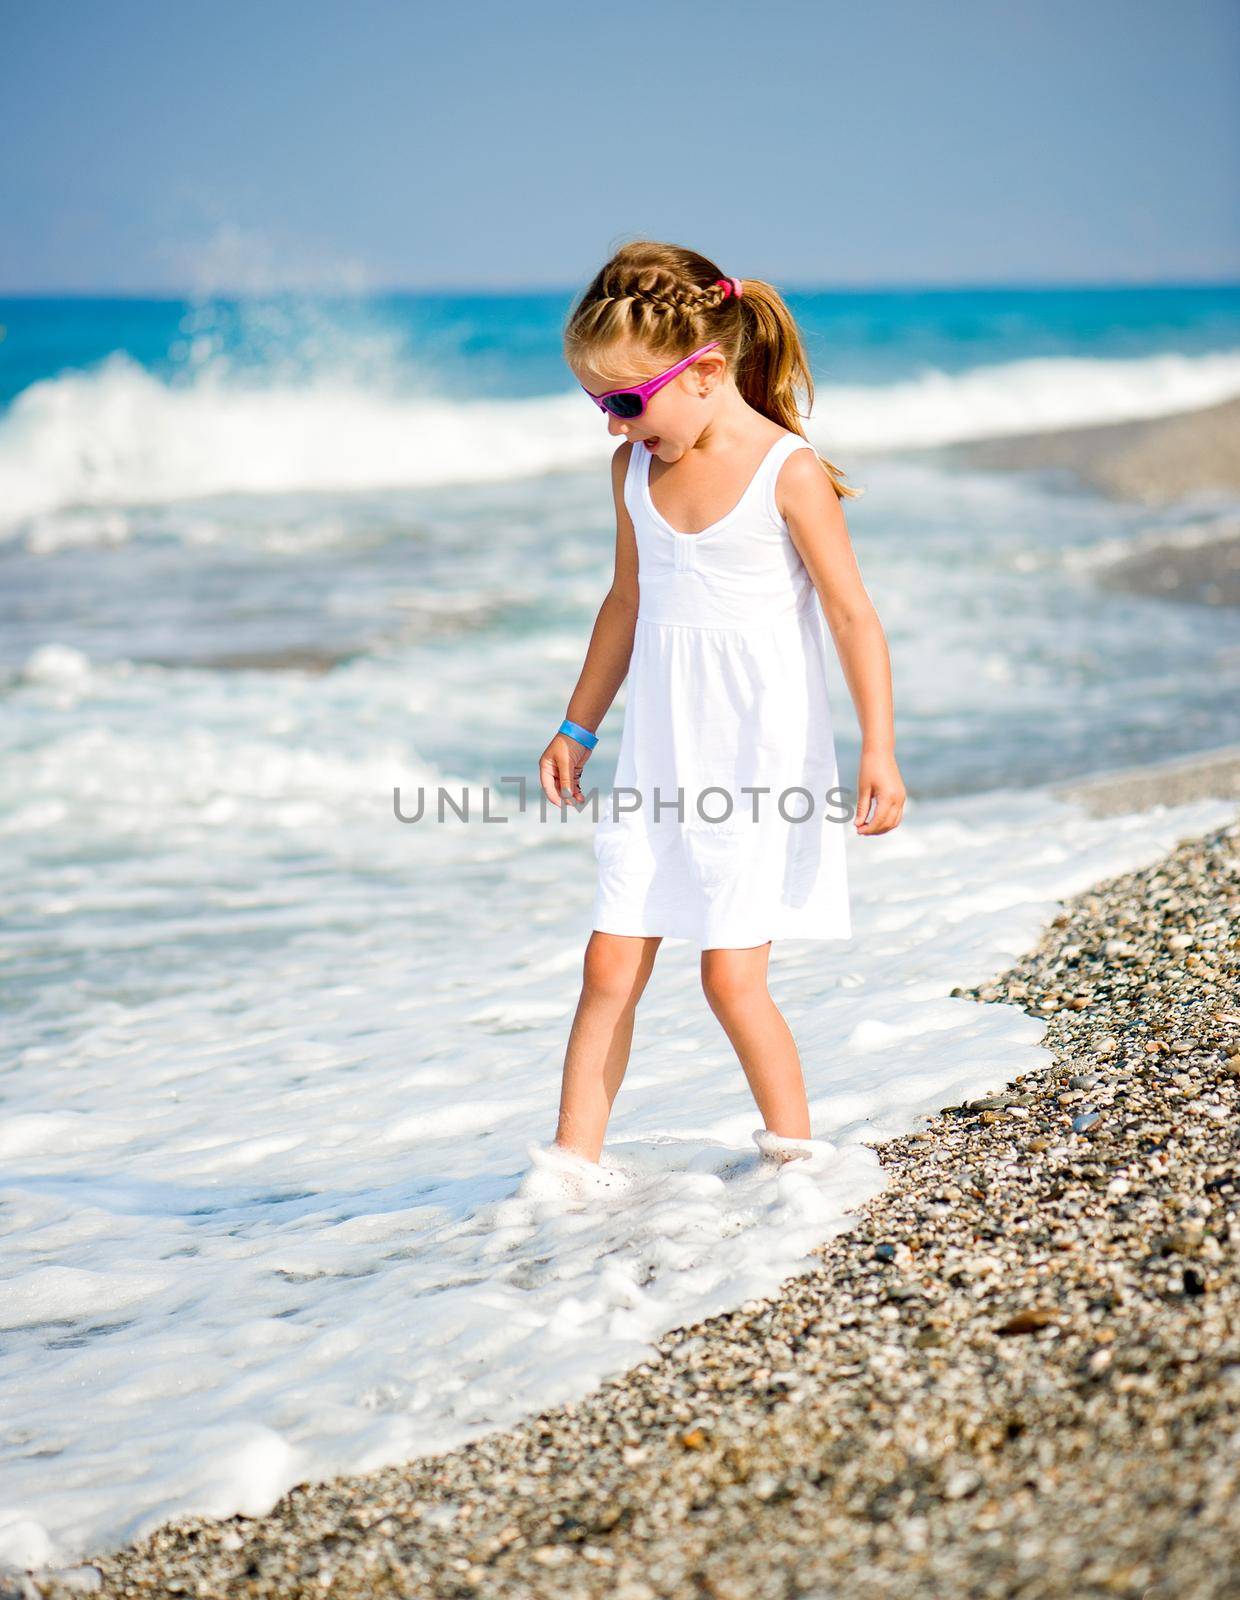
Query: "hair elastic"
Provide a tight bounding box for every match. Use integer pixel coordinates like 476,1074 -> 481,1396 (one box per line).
715,276 -> 744,300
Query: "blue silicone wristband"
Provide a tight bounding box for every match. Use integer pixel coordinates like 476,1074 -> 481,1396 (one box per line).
559,718 -> 598,750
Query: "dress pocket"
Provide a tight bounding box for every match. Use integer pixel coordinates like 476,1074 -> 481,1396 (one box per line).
680,818 -> 762,893
593,816 -> 655,881
781,811 -> 827,904
592,820 -> 624,865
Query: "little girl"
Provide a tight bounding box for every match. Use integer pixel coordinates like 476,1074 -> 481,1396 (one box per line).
538,239 -> 905,1173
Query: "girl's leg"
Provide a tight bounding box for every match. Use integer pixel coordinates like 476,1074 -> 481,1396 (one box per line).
699,942 -> 810,1139
554,929 -> 662,1163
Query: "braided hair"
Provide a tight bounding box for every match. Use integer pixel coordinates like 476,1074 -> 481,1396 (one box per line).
564,238 -> 859,500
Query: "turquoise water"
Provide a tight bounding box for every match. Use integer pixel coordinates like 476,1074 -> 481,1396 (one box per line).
4,283 -> 1239,405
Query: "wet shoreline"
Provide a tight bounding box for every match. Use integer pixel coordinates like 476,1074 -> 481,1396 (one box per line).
36,742 -> 1231,1599
11,393 -> 1240,1600
930,394 -> 1240,611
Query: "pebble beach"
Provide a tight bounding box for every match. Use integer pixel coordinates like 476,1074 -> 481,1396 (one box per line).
26,752 -> 1226,1600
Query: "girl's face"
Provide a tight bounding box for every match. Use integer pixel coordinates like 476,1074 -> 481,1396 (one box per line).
574,342 -> 727,460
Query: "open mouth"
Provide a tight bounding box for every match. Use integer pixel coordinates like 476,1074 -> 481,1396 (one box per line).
643,437 -> 660,450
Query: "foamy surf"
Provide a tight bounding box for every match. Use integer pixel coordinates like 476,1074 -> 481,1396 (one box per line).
2,347 -> 1239,532
1,775 -> 1235,1573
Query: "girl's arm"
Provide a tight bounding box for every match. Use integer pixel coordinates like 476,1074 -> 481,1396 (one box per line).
779,451 -> 907,837
539,442 -> 640,809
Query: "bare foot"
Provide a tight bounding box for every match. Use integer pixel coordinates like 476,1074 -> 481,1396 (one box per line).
752,1127 -> 836,1167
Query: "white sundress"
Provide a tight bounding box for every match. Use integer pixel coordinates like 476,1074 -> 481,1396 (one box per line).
590,430 -> 853,950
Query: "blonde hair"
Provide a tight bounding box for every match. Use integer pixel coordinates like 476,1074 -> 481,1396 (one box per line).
564,237 -> 860,500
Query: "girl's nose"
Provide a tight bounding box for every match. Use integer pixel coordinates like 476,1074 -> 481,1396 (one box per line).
607,413 -> 628,438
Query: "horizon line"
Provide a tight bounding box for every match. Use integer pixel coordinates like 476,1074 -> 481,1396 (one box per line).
1,275 -> 1239,302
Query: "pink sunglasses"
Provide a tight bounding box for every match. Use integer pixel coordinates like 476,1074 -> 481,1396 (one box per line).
580,340 -> 722,420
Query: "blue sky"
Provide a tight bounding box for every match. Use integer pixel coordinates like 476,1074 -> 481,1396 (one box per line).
2,0 -> 1237,293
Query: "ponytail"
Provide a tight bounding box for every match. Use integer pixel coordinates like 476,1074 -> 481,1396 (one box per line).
730,276 -> 860,501
564,237 -> 861,500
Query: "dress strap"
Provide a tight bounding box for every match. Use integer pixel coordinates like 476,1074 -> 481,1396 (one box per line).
623,437 -> 646,519
762,433 -> 817,526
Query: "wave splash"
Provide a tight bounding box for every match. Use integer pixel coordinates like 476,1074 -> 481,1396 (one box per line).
2,346 -> 1239,531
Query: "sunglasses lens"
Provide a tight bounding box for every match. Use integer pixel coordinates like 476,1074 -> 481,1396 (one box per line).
602,392 -> 643,419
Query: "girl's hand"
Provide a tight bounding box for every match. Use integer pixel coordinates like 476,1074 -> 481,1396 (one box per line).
539,732 -> 589,808
854,749 -> 906,835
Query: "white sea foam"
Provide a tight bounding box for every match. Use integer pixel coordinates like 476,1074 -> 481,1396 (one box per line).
0,699 -> 1231,1571
2,347 -> 1238,532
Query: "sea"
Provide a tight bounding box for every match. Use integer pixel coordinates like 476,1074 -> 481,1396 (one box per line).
2,285 -> 1239,1570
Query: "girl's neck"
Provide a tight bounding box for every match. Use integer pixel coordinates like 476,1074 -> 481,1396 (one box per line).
684,395 -> 772,460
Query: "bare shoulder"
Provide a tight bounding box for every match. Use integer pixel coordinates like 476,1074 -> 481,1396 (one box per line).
774,437 -> 845,522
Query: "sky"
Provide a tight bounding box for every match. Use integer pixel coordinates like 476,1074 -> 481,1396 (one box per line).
2,0 -> 1237,295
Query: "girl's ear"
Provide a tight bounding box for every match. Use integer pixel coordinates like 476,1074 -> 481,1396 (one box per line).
692,351 -> 728,395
